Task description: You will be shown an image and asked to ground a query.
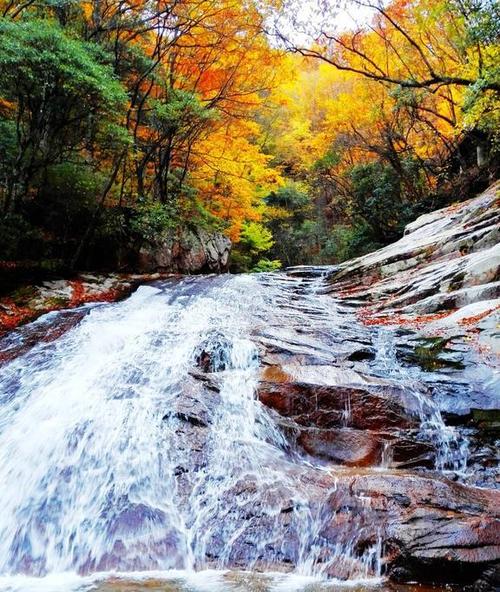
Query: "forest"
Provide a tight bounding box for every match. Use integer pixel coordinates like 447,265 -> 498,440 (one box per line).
0,0 -> 498,276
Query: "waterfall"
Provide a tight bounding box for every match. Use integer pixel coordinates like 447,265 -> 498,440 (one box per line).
0,274 -> 476,592
0,274 -> 387,591
373,328 -> 469,474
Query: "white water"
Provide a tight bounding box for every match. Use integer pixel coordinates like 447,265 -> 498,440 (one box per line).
374,329 -> 469,474
0,274 -> 385,590
0,272 -> 467,590
0,569 -> 386,592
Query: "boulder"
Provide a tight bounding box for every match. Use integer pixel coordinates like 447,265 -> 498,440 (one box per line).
257,375 -> 417,431
297,427 -> 383,465
323,472 -> 500,586
134,227 -> 231,274
194,331 -> 234,373
325,182 -> 499,317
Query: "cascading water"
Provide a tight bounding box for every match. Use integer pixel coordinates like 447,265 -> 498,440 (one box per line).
0,273 -> 387,592
373,328 -> 469,474
0,269 -> 479,592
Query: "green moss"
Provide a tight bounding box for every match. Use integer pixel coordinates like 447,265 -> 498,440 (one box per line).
471,408 -> 500,438
45,296 -> 70,308
447,271 -> 465,292
411,336 -> 465,371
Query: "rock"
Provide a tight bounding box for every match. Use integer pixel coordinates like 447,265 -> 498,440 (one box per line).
400,336 -> 466,371
326,182 -> 500,320
285,265 -> 339,278
297,427 -> 383,466
406,281 -> 500,314
470,408 -> 500,438
162,410 -> 209,428
0,272 -> 173,337
258,377 -> 417,430
464,564 -> 500,591
194,331 -> 235,372
347,347 -> 376,362
1,184 -> 498,587
134,227 -> 231,273
0,308 -> 89,365
256,365 -> 443,469
318,182 -> 499,484
323,472 -> 500,586
390,437 -> 435,468
124,356 -> 500,584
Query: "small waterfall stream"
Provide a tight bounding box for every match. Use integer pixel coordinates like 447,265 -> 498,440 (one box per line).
373,329 -> 469,474
0,272 -> 472,591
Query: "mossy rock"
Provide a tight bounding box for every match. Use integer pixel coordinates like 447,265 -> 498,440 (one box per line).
10,285 -> 38,306
408,336 -> 465,371
471,408 -> 500,437
447,271 -> 465,292
45,296 -> 70,308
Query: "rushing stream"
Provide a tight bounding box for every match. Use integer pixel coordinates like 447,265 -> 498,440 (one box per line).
373,330 -> 469,474
0,272 -> 476,591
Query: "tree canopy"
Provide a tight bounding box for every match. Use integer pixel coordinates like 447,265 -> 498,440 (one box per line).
0,0 -> 498,272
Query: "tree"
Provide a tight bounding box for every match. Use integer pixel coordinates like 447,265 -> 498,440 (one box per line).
263,183 -> 320,265
0,17 -> 126,214
281,0 -> 499,92
0,0 -> 285,268
230,221 -> 278,271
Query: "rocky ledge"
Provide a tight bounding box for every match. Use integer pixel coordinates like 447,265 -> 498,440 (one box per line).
0,227 -> 231,336
247,183 -> 498,587
0,272 -> 177,355
326,181 -> 499,324
131,227 -> 231,274
167,366 -> 500,588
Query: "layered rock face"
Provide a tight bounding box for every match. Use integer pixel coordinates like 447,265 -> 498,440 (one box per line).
187,258 -> 498,587
325,181 -> 499,316
241,184 -> 499,587
133,227 -> 231,273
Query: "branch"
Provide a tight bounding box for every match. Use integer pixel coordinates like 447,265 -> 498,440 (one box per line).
291,47 -> 500,92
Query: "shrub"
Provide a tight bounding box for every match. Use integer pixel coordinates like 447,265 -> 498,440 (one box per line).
251,258 -> 282,272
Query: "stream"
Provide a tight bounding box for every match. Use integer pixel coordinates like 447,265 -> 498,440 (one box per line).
0,271 -> 489,591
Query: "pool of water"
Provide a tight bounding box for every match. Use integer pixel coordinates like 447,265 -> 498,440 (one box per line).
0,570 -> 456,592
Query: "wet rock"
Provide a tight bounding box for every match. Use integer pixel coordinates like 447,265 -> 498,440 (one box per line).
194,331 -> 234,372
280,423 -> 434,469
401,336 -> 466,371
0,308 -> 89,366
176,380 -> 219,417
256,334 -> 336,366
285,266 -> 339,278
347,347 -> 376,362
464,563 -> 500,591
323,472 -> 500,586
163,411 -> 208,428
390,437 -> 435,469
256,363 -> 441,469
389,566 -> 414,583
470,408 -> 500,438
258,378 -> 416,430
188,369 -> 222,392
297,427 -> 383,466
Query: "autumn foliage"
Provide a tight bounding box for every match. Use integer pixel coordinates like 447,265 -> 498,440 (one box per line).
0,0 -> 497,272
